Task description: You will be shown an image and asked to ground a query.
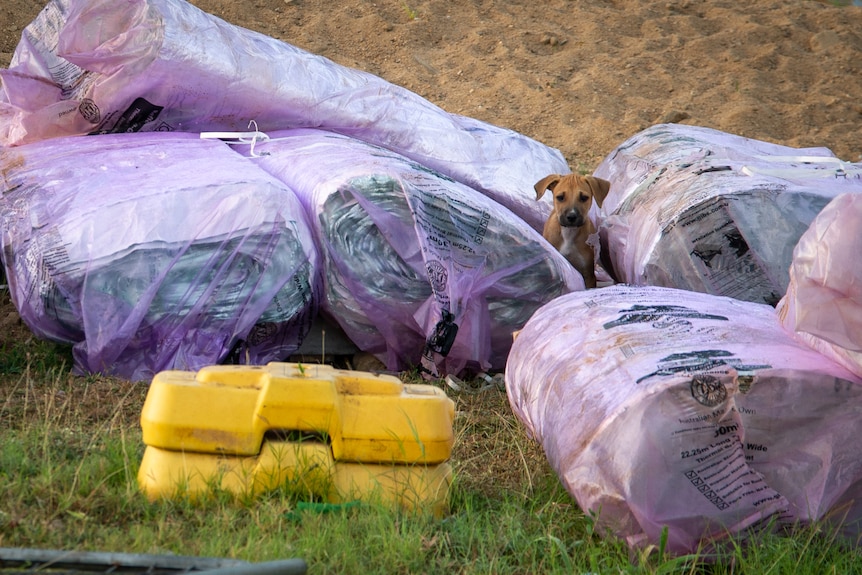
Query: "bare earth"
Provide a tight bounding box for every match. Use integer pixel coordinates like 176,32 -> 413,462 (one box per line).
2,0 -> 862,170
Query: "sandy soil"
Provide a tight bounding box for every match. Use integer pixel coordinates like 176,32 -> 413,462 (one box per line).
2,0 -> 861,170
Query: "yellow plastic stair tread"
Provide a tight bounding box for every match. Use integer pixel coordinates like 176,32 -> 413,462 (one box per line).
140,362 -> 455,464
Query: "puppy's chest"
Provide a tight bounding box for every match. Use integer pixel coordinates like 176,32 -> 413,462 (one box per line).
558,228 -> 589,266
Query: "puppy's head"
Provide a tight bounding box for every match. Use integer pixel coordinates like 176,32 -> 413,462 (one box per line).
535,174 -> 611,228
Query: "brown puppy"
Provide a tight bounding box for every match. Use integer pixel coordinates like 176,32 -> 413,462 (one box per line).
535,173 -> 611,288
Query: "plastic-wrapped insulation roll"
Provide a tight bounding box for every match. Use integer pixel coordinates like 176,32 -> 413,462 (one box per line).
778,192 -> 862,380
593,124 -> 862,305
0,0 -> 569,231
506,284 -> 862,555
318,178 -> 432,350
0,132 -> 319,381
237,128 -> 583,376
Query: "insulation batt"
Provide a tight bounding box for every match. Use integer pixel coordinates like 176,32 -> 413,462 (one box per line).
0,132 -> 319,381
234,128 -> 583,376
505,284 -> 862,554
593,124 -> 862,305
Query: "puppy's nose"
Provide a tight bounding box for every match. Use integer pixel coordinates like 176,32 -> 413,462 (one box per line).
564,211 -> 582,226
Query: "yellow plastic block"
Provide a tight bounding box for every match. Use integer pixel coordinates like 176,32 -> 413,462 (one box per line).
137,362 -> 455,514
140,362 -> 455,463
138,441 -> 452,517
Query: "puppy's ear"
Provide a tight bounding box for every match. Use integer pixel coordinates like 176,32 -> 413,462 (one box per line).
534,175 -> 562,200
586,176 -> 611,208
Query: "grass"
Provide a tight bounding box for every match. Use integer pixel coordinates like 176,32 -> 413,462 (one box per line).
401,1 -> 419,20
2,331 -> 862,573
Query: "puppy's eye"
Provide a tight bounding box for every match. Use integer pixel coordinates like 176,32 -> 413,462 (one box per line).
555,194 -> 565,202
579,193 -> 589,202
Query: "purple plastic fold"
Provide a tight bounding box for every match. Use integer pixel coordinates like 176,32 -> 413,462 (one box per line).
779,192 -> 862,379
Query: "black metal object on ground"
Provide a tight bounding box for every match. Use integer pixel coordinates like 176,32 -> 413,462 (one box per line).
0,549 -> 307,575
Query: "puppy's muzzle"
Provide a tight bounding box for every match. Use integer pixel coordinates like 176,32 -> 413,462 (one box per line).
559,209 -> 586,228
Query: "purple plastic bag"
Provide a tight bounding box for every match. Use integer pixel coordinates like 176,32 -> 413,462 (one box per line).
778,192 -> 862,379
232,128 -> 583,376
506,284 -> 862,554
0,0 -> 568,231
0,132 -> 319,381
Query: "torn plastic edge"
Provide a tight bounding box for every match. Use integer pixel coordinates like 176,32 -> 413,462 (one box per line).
419,311 -> 459,380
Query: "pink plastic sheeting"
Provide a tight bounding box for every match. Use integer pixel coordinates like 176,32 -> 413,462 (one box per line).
506,284 -> 862,554
0,0 -> 568,232
778,193 -> 862,379
0,132 -> 319,381
593,124 -> 862,305
234,129 -> 583,376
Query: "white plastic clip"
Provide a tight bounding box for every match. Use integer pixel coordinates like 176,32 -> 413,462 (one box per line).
200,120 -> 271,157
